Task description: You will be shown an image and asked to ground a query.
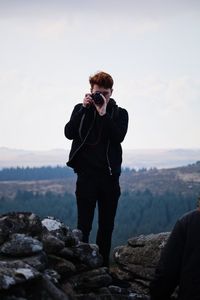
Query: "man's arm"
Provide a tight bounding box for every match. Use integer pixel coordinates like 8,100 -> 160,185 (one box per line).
64,94 -> 93,140
150,220 -> 185,300
64,104 -> 87,140
93,93 -> 128,144
101,108 -> 129,143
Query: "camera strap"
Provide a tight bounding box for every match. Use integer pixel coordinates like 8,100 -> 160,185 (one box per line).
79,110 -> 96,142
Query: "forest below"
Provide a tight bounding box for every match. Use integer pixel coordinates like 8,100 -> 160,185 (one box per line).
0,163 -> 199,249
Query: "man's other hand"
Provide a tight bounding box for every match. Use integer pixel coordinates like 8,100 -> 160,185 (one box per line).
83,93 -> 92,108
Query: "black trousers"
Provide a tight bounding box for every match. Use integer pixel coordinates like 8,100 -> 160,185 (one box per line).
75,172 -> 121,267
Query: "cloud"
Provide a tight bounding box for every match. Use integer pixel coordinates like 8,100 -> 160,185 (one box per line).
119,75 -> 200,149
1,0 -> 199,43
0,11 -> 160,43
0,0 -> 200,19
0,0 -> 199,149
163,77 -> 200,113
117,75 -> 200,115
1,69 -> 199,150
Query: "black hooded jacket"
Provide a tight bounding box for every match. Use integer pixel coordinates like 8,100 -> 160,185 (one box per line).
64,99 -> 128,175
150,209 -> 200,300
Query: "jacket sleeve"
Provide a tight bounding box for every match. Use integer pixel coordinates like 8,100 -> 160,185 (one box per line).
101,108 -> 128,143
64,104 -> 87,140
150,220 -> 185,300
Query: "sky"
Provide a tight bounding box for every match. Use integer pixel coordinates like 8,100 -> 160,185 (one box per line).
0,0 -> 200,151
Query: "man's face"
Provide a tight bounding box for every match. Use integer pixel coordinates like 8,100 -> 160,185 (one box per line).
91,84 -> 113,103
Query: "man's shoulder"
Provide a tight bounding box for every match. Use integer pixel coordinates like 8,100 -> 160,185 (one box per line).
109,99 -> 128,113
74,103 -> 83,109
178,209 -> 200,226
118,106 -> 128,113
180,209 -> 199,219
72,103 -> 88,113
118,106 -> 128,119
74,103 -> 94,112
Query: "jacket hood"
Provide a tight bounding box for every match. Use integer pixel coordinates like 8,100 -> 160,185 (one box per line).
107,98 -> 117,114
108,98 -> 117,107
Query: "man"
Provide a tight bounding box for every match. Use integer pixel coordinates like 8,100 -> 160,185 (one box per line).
64,71 -> 128,267
150,201 -> 200,300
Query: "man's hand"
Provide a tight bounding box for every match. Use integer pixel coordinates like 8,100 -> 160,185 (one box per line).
93,93 -> 107,116
83,93 -> 92,108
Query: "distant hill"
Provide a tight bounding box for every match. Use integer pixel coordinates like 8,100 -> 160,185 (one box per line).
0,162 -> 199,199
120,161 -> 200,196
0,147 -> 200,169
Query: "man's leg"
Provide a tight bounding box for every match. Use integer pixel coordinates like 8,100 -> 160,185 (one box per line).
96,175 -> 121,267
75,174 -> 97,243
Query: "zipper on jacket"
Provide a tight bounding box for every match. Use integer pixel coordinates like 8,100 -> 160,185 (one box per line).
106,140 -> 112,175
106,106 -> 115,176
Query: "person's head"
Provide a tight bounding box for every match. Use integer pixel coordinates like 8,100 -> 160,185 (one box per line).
89,71 -> 113,103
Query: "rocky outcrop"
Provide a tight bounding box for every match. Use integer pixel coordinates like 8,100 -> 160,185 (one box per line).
0,212 -> 151,299
112,233 -> 170,295
112,233 -> 179,299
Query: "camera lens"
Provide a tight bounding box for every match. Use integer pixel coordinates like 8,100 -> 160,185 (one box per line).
91,92 -> 104,106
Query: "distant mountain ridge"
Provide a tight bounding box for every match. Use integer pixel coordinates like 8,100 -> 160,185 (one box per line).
0,147 -> 200,169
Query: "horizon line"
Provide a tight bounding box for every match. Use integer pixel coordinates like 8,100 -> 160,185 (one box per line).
1,146 -> 200,152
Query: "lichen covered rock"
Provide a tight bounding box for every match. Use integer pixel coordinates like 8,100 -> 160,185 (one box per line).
0,212 -> 161,299
113,232 -> 170,295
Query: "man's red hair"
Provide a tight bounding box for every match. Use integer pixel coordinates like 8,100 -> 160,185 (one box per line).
89,71 -> 114,89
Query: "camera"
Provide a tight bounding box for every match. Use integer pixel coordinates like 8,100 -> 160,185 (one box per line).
91,92 -> 104,106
